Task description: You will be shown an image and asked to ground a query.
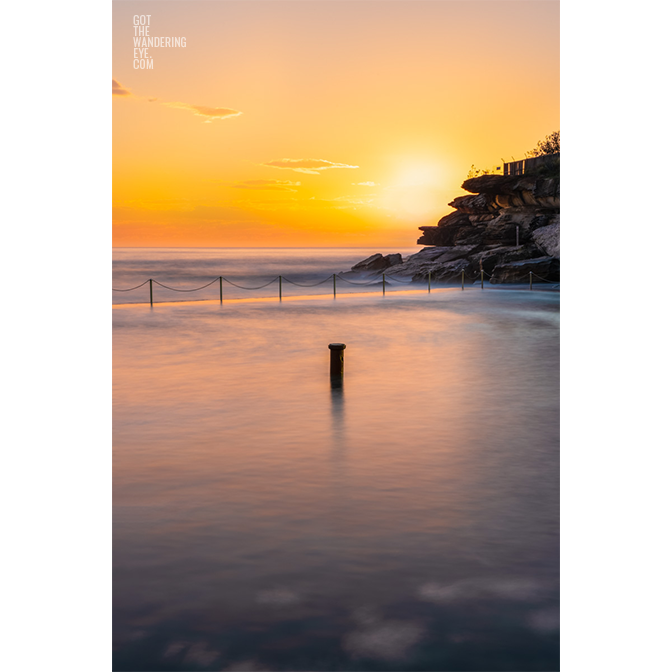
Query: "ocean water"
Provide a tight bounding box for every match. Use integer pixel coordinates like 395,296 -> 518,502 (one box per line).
113,248 -> 560,671
113,248 -> 421,305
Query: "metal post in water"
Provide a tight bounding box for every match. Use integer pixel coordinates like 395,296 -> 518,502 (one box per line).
329,343 -> 346,379
219,276 -> 223,303
149,278 -> 153,306
279,275 -> 282,301
382,272 -> 386,296
529,271 -> 533,290
461,270 -> 465,290
333,273 -> 336,298
428,270 -> 431,293
481,269 -> 484,289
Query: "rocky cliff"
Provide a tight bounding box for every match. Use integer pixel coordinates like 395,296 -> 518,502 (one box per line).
347,171 -> 560,284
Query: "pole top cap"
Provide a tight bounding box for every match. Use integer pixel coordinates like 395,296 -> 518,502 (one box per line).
328,343 -> 346,350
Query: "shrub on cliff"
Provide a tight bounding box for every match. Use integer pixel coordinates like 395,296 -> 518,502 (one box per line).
466,164 -> 501,179
525,131 -> 560,158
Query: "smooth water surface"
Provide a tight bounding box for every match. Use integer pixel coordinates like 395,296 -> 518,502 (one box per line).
113,248 -> 420,305
113,250 -> 559,671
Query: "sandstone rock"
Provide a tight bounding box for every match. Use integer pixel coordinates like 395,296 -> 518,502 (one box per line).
418,218 -> 485,247
413,258 -> 470,283
434,246 -> 479,263
368,157 -> 561,284
454,225 -> 487,246
532,221 -> 560,258
448,193 -> 499,214
468,245 -> 544,276
461,174 -> 559,198
437,211 -> 470,228
482,218 -> 518,246
385,246 -> 477,278
490,257 -> 560,284
351,253 -> 402,272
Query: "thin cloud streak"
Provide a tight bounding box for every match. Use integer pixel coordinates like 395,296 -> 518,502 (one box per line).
164,102 -> 243,121
261,158 -> 359,175
232,180 -> 301,191
113,79 -> 131,96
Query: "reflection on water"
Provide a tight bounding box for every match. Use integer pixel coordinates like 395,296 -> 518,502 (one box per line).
113,286 -> 559,671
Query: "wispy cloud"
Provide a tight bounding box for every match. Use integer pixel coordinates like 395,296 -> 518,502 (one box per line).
261,158 -> 359,175
164,102 -> 242,122
232,180 -> 300,192
353,181 -> 378,186
112,79 -> 131,96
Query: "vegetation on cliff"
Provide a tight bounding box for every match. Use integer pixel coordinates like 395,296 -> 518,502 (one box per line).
525,131 -> 560,157
467,131 -> 560,178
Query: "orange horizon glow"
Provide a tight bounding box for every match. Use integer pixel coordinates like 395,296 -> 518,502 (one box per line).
113,1 -> 559,248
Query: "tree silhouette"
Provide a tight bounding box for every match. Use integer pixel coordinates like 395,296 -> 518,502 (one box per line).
525,131 -> 560,157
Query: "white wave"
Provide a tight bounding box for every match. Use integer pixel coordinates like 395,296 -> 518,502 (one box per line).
343,610 -> 424,661
528,608 -> 560,632
221,659 -> 270,671
419,577 -> 543,603
255,587 -> 301,606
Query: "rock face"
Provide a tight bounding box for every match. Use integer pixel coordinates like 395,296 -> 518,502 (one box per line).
490,257 -> 560,284
351,253 -> 403,272
348,171 -> 559,284
531,222 -> 560,258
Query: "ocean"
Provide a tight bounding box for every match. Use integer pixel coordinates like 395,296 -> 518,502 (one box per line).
113,248 -> 559,671
112,248 -> 423,305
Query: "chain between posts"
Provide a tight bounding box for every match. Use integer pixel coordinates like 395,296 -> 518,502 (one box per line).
112,269 -> 559,303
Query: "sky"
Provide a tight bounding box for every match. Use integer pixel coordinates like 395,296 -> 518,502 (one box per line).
113,0 -> 559,248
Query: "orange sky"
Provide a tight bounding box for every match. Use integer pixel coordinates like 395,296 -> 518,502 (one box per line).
113,0 -> 559,248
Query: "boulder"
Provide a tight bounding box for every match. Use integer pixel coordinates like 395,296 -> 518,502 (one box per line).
351,253 -> 402,272
532,220 -> 560,258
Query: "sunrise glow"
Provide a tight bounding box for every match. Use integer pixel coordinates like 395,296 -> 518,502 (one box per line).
113,1 -> 559,247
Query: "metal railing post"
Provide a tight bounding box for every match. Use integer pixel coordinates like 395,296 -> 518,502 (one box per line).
529,272 -> 533,290
382,272 -> 386,296
481,270 -> 484,289
461,270 -> 465,290
428,271 -> 431,293
149,278 -> 153,306
279,275 -> 282,301
333,273 -> 336,298
219,276 -> 223,303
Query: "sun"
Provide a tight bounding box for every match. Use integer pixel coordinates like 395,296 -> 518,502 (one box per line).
395,161 -> 448,188
376,159 -> 454,220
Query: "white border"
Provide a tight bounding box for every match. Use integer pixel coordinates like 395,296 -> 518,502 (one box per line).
4,1 -> 111,670
4,1 -> 670,670
562,1 -> 670,670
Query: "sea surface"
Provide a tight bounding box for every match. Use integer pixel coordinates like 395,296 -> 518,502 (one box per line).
112,248 -> 422,305
113,248 -> 560,671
